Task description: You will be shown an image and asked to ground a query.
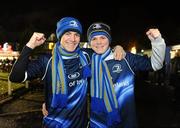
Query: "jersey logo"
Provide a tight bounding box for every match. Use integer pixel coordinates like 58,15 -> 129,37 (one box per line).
68,72 -> 80,79
112,64 -> 122,73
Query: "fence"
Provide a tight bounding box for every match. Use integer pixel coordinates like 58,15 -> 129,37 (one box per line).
0,72 -> 29,98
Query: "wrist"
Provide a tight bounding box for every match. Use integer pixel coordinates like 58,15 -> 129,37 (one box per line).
26,42 -> 35,49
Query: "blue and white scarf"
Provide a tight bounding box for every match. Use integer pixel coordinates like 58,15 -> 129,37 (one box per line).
51,42 -> 91,108
91,48 -> 120,125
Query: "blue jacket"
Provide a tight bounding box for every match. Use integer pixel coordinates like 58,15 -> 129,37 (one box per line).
90,36 -> 166,128
9,46 -> 91,128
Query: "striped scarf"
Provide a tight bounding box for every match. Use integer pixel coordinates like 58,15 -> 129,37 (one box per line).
51,42 -> 90,108
91,48 -> 120,125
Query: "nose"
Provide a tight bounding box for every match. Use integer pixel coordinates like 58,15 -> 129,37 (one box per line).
96,39 -> 102,45
70,34 -> 76,41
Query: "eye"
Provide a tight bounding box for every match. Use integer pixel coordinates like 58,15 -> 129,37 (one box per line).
75,33 -> 80,37
91,37 -> 97,41
101,36 -> 106,39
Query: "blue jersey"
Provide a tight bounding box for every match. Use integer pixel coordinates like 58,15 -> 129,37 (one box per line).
9,46 -> 91,128
89,36 -> 166,128
43,57 -> 89,128
90,52 -> 153,128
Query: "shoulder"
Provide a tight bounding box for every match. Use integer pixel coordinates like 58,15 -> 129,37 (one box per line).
36,53 -> 52,63
81,48 -> 93,57
81,48 -> 92,62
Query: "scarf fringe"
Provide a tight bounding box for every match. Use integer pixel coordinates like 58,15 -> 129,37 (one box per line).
107,109 -> 121,126
91,98 -> 121,126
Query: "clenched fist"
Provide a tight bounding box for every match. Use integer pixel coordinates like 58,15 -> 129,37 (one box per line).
26,32 -> 46,49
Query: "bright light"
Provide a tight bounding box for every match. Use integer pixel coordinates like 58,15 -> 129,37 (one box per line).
2,42 -> 8,51
131,46 -> 136,54
171,44 -> 180,50
48,42 -> 54,50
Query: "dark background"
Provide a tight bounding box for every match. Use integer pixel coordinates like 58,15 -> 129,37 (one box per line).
0,1 -> 179,50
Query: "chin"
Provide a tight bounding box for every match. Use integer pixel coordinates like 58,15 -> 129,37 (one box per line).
96,51 -> 104,54
67,47 -> 76,52
69,49 -> 76,52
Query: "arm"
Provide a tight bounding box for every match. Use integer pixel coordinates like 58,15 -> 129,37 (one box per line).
9,32 -> 46,82
125,29 -> 166,72
146,28 -> 166,71
9,46 -> 33,82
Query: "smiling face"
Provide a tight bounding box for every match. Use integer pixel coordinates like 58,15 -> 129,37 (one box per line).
60,31 -> 80,52
90,35 -> 110,54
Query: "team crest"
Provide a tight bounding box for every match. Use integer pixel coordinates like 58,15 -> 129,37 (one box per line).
93,23 -> 102,29
69,20 -> 78,27
112,64 -> 122,73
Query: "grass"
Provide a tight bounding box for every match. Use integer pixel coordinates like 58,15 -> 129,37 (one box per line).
0,72 -> 25,95
0,80 -> 25,95
0,72 -> 9,79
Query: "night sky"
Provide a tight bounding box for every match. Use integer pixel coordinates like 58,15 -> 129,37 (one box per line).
0,1 -> 179,50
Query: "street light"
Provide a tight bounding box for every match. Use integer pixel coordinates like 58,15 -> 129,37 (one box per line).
131,46 -> 136,54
